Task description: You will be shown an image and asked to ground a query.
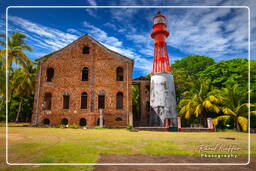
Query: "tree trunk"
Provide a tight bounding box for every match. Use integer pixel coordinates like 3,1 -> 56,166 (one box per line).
0,96 -> 5,112
234,117 -> 241,132
25,112 -> 27,122
236,121 -> 241,132
15,97 -> 23,123
8,88 -> 14,117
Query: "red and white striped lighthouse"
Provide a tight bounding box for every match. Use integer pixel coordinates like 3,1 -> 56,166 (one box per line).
150,11 -> 177,128
151,11 -> 171,74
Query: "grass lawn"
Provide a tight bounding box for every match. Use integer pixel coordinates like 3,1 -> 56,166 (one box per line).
0,127 -> 255,171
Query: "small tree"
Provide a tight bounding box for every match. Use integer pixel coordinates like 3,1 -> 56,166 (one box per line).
14,64 -> 36,122
212,84 -> 256,132
178,79 -> 222,125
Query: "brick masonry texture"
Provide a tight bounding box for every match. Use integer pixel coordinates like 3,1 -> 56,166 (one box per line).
31,35 -> 134,128
132,77 -> 151,127
139,81 -> 150,126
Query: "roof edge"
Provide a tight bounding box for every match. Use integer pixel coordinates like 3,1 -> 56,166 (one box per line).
35,34 -> 134,65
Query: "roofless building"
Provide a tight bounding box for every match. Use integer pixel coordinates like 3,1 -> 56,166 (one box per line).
32,35 -> 134,127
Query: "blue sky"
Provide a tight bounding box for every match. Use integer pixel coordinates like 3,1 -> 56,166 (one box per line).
1,0 -> 255,78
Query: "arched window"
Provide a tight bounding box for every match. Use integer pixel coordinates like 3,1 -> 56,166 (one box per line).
44,93 -> 52,110
63,92 -> 70,109
98,94 -> 105,109
43,118 -> 50,125
116,92 -> 123,109
116,67 -> 124,81
115,117 -> 122,121
81,92 -> 87,109
83,46 -> 90,54
46,68 -> 54,82
61,118 -> 68,125
82,67 -> 89,81
80,118 -> 87,126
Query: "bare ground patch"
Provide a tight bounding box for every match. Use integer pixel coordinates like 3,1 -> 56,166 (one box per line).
95,154 -> 255,171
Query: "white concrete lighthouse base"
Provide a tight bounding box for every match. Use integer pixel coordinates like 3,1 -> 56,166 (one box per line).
150,73 -> 178,127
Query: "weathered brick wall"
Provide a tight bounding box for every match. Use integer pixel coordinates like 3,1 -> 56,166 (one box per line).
139,81 -> 150,126
32,35 -> 133,128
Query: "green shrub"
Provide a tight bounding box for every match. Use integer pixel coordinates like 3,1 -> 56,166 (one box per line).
58,124 -> 65,128
69,124 -> 80,129
126,125 -> 133,130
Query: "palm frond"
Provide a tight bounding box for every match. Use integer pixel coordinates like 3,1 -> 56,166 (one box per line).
179,106 -> 187,116
202,100 -> 213,109
195,104 -> 202,117
185,110 -> 191,119
222,107 -> 235,115
208,95 -> 221,103
212,104 -> 220,113
237,116 -> 248,132
251,111 -> 256,116
212,115 -> 230,125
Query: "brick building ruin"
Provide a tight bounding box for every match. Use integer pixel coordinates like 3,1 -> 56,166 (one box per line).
32,34 -> 134,128
132,76 -> 150,127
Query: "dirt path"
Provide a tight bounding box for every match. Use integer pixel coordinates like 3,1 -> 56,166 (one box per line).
95,154 -> 255,171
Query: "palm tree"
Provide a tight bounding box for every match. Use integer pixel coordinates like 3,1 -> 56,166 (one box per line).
14,64 -> 36,122
0,32 -> 32,71
212,84 -> 256,132
178,79 -> 222,125
0,32 -> 33,117
0,60 -> 5,112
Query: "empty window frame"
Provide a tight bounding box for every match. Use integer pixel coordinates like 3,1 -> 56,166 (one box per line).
98,94 -> 105,109
83,46 -> 89,54
82,67 -> 89,81
61,118 -> 68,125
81,92 -> 88,109
63,92 -> 70,109
80,118 -> 87,126
44,93 -> 52,110
116,67 -> 124,81
115,117 -> 122,121
43,118 -> 50,125
46,68 -> 54,82
116,92 -> 123,109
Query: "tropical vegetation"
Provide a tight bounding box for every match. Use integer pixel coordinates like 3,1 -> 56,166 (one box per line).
133,56 -> 256,131
0,32 -> 35,122
0,32 -> 255,132
173,57 -> 256,131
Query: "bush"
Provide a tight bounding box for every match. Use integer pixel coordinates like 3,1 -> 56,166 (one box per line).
126,125 -> 133,130
58,124 -> 65,128
69,124 -> 80,129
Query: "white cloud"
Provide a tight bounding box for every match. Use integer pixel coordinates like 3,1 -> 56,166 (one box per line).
8,16 -> 78,53
82,21 -> 152,74
103,22 -> 118,30
88,0 -> 97,6
85,9 -> 98,18
164,8 -> 249,60
67,28 -> 82,35
110,8 -> 138,22
82,21 -> 123,47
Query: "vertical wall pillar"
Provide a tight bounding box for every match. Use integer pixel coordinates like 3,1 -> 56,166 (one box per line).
207,118 -> 214,132
177,117 -> 181,132
99,109 -> 103,128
